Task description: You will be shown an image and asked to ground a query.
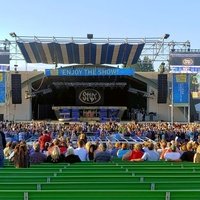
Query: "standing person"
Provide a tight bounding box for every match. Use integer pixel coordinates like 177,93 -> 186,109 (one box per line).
38,130 -> 51,151
0,128 -> 6,167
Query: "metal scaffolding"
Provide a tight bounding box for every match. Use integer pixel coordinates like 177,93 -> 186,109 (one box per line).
0,33 -> 193,70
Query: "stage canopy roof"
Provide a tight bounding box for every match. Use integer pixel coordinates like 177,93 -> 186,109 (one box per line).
17,38 -> 145,66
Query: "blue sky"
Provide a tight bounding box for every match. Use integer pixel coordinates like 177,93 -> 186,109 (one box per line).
1,0 -> 200,70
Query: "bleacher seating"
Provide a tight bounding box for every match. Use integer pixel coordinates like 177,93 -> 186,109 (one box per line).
1,160 -> 200,199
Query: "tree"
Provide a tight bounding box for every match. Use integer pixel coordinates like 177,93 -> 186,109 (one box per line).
131,57 -> 154,72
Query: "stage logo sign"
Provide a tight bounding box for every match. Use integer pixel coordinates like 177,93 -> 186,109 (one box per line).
170,52 -> 200,73
76,88 -> 104,105
79,89 -> 101,104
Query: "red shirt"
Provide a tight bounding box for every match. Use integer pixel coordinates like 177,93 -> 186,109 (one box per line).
59,146 -> 67,154
39,134 -> 51,150
129,150 -> 144,160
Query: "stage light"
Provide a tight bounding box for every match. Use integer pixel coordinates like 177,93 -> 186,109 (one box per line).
9,32 -> 17,37
87,34 -> 93,39
14,64 -> 18,73
185,40 -> 191,51
164,34 -> 170,39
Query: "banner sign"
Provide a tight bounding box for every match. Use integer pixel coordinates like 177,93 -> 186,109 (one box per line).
170,66 -> 200,73
45,67 -> 135,77
170,53 -> 200,73
173,74 -> 189,106
0,65 -> 10,71
191,74 -> 200,99
0,72 -> 6,104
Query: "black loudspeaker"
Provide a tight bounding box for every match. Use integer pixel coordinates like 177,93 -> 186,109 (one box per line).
157,74 -> 168,104
11,74 -> 22,104
0,114 -> 4,121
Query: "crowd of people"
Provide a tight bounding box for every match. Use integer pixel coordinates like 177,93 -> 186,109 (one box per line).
1,120 -> 200,168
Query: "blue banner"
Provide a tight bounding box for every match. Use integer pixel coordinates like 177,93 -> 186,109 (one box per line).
45,67 -> 135,77
0,72 -> 6,104
170,66 -> 200,73
173,74 -> 189,106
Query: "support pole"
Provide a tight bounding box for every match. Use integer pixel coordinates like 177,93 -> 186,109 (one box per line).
171,73 -> 174,125
188,74 -> 191,123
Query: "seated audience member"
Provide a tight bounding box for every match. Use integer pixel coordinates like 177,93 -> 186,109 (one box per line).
8,142 -> 18,162
117,143 -> 130,159
94,143 -> 111,162
74,139 -> 88,161
192,141 -> 199,152
78,133 -> 87,144
65,147 -> 81,164
179,143 -> 187,155
0,129 -> 6,167
141,142 -> 160,161
30,142 -> 46,164
159,140 -> 169,160
59,141 -> 68,155
47,146 -> 64,163
179,142 -> 195,162
42,142 -> 50,156
110,142 -> 121,157
88,144 -> 97,161
13,143 -> 29,168
164,144 -> 181,161
85,141 -> 92,154
4,141 -> 12,159
193,145 -> 200,163
122,143 -> 144,161
48,139 -> 60,153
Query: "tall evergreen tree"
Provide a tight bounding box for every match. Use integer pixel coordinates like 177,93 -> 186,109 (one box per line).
131,57 -> 154,72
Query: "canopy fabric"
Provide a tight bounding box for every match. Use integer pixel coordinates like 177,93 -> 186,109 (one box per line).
17,42 -> 144,66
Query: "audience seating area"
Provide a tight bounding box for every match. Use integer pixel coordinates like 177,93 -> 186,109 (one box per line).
1,160 -> 200,200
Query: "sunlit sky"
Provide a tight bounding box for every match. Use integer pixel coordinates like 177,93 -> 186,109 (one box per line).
1,0 -> 200,71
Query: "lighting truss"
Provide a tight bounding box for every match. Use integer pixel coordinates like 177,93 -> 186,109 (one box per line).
3,34 -> 194,68
52,82 -> 127,88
